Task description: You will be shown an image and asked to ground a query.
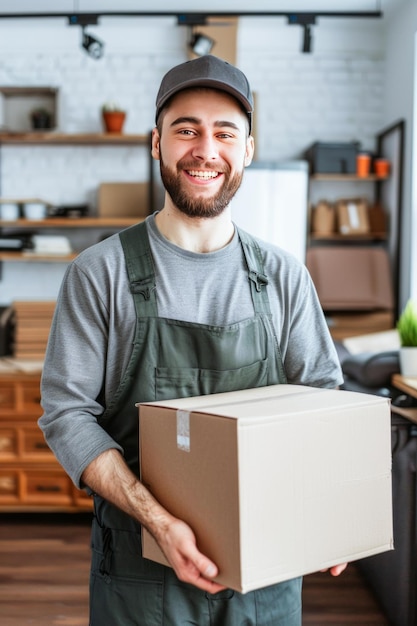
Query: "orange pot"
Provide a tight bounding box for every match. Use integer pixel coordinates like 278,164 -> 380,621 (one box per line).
374,158 -> 390,178
356,153 -> 371,177
102,111 -> 126,133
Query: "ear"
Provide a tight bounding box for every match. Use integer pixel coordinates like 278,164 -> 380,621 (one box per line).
151,127 -> 161,160
244,135 -> 255,167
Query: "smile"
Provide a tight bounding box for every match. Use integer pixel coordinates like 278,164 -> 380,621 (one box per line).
186,170 -> 221,180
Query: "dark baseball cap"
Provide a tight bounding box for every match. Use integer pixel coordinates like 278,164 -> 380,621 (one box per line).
155,55 -> 254,132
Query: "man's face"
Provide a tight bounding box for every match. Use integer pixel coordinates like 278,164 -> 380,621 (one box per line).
152,88 -> 254,218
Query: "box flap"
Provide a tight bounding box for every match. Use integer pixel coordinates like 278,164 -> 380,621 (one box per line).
138,384 -> 389,423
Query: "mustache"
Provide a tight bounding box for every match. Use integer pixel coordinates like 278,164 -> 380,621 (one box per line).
177,159 -> 229,174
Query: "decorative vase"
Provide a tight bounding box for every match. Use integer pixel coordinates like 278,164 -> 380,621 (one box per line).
102,111 -> 126,133
399,347 -> 417,377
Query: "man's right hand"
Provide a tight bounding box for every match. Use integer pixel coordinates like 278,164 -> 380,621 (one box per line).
154,515 -> 226,594
81,448 -> 225,594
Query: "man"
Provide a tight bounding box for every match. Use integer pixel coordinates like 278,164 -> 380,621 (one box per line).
39,55 -> 345,625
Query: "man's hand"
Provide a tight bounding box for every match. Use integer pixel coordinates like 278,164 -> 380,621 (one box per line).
155,516 -> 226,594
81,448 -> 225,594
321,562 -> 348,576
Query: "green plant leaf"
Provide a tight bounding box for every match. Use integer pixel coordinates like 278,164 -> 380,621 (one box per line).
397,300 -> 417,347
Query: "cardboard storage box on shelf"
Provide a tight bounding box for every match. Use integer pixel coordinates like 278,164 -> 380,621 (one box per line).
336,198 -> 370,235
311,200 -> 336,235
98,182 -> 149,218
306,246 -> 394,311
12,300 -> 56,360
139,384 -> 393,593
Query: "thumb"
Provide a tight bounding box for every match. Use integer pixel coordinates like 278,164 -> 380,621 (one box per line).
191,551 -> 218,580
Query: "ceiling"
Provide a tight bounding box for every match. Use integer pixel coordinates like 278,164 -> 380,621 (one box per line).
0,1 -> 394,17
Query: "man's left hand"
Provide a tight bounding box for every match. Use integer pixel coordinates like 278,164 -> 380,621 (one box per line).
321,563 -> 348,576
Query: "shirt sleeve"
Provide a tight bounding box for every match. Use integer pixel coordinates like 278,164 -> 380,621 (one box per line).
275,258 -> 344,389
39,258 -> 123,488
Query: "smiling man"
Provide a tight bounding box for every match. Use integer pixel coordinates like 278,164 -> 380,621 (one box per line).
39,55 -> 345,626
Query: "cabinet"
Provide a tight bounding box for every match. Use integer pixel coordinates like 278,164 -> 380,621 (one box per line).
0,370 -> 92,511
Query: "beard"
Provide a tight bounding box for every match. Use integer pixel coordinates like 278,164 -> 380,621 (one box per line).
159,155 -> 244,219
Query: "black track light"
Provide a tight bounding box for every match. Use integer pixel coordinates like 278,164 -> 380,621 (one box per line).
82,27 -> 104,59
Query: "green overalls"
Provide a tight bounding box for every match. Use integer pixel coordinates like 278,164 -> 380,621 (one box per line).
89,222 -> 302,626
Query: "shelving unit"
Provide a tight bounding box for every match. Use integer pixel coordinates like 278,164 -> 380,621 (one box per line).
0,89 -> 156,510
306,131 -> 405,340
0,132 -> 153,269
0,217 -> 145,263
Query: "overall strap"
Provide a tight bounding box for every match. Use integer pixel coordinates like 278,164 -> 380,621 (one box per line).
237,227 -> 272,316
119,222 -> 158,318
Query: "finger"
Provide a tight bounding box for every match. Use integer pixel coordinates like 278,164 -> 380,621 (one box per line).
330,562 -> 348,576
193,576 -> 227,594
181,543 -> 219,581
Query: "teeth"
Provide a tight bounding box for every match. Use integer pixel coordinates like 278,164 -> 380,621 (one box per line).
187,170 -> 219,179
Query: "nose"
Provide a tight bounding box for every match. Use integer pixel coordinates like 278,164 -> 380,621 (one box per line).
191,133 -> 219,161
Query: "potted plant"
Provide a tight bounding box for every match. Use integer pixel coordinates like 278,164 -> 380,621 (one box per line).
30,107 -> 53,130
397,299 -> 417,376
101,102 -> 126,133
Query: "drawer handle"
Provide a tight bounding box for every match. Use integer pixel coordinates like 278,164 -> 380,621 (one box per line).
0,436 -> 13,450
36,485 -> 62,492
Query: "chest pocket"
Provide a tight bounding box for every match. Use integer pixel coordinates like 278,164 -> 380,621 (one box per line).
152,315 -> 270,400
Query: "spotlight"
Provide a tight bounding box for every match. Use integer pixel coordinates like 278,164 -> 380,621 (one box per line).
302,24 -> 313,53
288,14 -> 316,54
82,27 -> 104,59
189,32 -> 215,56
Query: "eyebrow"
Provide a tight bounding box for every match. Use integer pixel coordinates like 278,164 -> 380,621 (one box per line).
170,116 -> 241,131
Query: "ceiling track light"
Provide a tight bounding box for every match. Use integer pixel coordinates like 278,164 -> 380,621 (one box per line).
68,14 -> 104,59
288,14 -> 316,54
81,26 -> 104,59
189,27 -> 215,57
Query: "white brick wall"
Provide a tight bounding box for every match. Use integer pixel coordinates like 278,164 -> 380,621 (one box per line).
0,15 -> 386,303
238,17 -> 385,161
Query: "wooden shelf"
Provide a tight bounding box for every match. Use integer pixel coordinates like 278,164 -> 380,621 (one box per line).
310,231 -> 387,242
392,373 -> 417,399
0,217 -> 144,228
0,132 -> 150,145
310,173 -> 389,182
0,252 -> 77,262
0,218 -> 146,262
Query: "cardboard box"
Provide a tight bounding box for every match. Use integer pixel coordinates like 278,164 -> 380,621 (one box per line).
139,384 -> 393,593
311,201 -> 336,235
306,247 -> 394,311
336,198 -> 370,235
98,182 -> 149,218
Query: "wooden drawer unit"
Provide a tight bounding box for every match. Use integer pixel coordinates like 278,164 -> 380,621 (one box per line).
0,375 -> 42,415
0,370 -> 93,512
0,466 -> 92,511
0,422 -> 53,461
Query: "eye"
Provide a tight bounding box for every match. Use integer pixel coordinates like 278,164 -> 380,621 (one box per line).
178,128 -> 196,136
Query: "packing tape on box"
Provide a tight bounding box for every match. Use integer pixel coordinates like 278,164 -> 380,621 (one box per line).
177,410 -> 190,452
347,202 -> 360,230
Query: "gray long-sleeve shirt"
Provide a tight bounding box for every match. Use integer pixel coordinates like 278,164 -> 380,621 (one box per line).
39,214 -> 343,487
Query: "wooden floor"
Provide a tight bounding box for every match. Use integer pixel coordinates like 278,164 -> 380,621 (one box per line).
0,513 -> 390,626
